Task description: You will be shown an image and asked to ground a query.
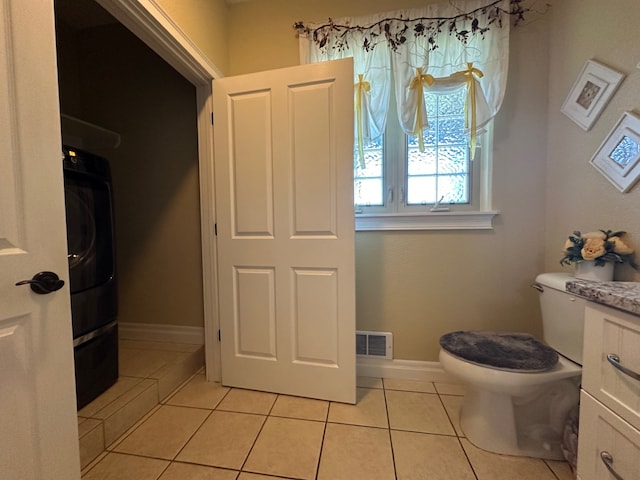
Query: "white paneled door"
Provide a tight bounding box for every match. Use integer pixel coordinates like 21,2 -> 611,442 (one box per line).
0,0 -> 80,479
214,58 -> 356,403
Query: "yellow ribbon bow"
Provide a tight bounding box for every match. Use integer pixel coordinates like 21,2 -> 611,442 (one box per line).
354,74 -> 371,169
451,62 -> 484,159
409,67 -> 435,151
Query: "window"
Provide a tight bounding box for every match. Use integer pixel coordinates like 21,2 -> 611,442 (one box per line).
298,3 -> 510,231
354,87 -> 495,231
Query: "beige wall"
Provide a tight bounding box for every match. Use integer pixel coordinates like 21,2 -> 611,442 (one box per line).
226,0 -> 551,361
545,0 -> 640,281
66,0 -> 640,358
57,23 -> 204,328
227,0 -> 434,76
156,0 -> 229,74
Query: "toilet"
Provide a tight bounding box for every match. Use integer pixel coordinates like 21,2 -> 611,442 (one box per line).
439,272 -> 585,460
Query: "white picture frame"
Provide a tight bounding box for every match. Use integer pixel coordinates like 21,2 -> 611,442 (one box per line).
561,60 -> 625,131
590,111 -> 640,193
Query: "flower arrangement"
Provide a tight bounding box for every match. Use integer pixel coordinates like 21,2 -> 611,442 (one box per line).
560,230 -> 637,268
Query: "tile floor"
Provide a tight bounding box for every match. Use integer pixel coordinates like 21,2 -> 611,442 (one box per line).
77,340 -> 205,468
81,368 -> 576,480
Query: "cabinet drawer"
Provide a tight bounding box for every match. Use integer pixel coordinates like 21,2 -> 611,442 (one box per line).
583,303 -> 640,429
577,391 -> 640,480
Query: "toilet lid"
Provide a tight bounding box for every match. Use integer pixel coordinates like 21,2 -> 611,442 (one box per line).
439,331 -> 559,373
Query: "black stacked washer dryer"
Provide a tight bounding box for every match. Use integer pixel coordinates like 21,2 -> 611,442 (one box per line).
63,145 -> 118,409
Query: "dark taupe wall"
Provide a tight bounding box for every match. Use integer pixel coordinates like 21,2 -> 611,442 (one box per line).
57,21 -> 204,328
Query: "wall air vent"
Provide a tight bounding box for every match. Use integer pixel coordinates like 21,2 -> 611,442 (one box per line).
356,331 -> 393,359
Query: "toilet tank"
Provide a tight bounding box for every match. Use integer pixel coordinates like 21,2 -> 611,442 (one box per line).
534,272 -> 586,365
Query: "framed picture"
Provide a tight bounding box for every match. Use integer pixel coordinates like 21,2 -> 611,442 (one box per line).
590,111 -> 640,193
561,60 -> 625,131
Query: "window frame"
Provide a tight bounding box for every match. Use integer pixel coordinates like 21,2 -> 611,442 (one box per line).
354,120 -> 498,232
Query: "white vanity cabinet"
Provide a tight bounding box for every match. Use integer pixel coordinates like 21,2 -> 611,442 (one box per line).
577,302 -> 640,480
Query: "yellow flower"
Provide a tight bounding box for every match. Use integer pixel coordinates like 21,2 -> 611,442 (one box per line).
609,236 -> 634,255
583,231 -> 607,240
581,237 -> 606,260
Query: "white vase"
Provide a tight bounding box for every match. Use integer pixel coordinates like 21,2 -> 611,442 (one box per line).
574,261 -> 614,282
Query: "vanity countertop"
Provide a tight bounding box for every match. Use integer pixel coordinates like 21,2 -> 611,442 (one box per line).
566,280 -> 640,316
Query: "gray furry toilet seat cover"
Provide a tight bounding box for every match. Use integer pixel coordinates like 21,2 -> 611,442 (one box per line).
439,331 -> 559,372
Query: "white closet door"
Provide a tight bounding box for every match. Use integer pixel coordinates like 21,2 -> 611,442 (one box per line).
0,0 -> 80,477
214,58 -> 356,403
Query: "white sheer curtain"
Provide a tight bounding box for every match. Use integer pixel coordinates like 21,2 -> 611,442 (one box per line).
298,0 -> 511,157
300,12 -> 393,164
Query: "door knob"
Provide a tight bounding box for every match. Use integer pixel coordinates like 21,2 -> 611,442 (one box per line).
16,271 -> 65,295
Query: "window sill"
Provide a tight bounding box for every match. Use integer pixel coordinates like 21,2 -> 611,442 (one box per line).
355,211 -> 499,231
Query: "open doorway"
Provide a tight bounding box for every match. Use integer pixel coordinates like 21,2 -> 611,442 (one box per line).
55,0 -> 203,382
54,0 -> 214,466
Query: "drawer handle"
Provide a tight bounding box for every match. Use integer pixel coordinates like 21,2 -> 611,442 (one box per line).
607,354 -> 640,382
601,451 -> 624,480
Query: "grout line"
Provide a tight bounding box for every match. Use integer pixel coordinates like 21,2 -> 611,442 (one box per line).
170,407 -> 215,464
543,459 -> 564,480
382,381 -> 399,480
436,389 -> 479,480
78,342 -> 206,476
315,397 -> 335,478
160,367 -> 203,405
456,436 -> 480,480
155,460 -> 172,479
80,449 -> 110,477
106,403 -> 163,452
236,391 -> 270,474
84,368 -> 575,479
314,414 -> 328,480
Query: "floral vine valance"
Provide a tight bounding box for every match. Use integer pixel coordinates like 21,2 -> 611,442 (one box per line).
297,0 -> 529,162
294,0 -> 529,55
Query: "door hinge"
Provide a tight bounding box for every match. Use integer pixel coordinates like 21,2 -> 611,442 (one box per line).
217,329 -> 221,341
214,223 -> 217,236
211,112 -> 214,125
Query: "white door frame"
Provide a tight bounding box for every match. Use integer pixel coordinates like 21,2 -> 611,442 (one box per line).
96,0 -> 222,380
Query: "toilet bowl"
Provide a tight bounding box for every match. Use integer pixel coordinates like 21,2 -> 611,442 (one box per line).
439,273 -> 585,460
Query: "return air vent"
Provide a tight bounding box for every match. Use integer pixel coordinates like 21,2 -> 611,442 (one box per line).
356,331 -> 393,359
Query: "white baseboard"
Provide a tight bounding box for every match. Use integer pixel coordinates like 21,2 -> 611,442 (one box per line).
119,322 -> 205,345
356,357 -> 456,383
119,324 -> 454,383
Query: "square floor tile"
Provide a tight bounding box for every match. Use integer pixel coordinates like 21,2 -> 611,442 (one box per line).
327,387 -> 388,428
119,348 -> 186,378
392,430 -> 475,480
435,382 -> 466,396
317,423 -> 395,480
461,438 -> 558,480
545,459 -> 575,480
78,376 -> 144,418
177,410 -> 266,469
155,349 -> 204,400
166,373 -> 230,409
383,378 -> 436,393
386,390 -> 455,435
217,388 -> 277,415
270,395 -> 329,421
112,405 -> 209,460
440,394 -> 464,437
102,379 -> 159,447
238,473 -> 296,479
243,416 -> 324,479
357,376 -> 383,389
78,419 -> 104,469
158,461 -> 238,479
120,340 -> 201,353
82,452 -> 169,480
